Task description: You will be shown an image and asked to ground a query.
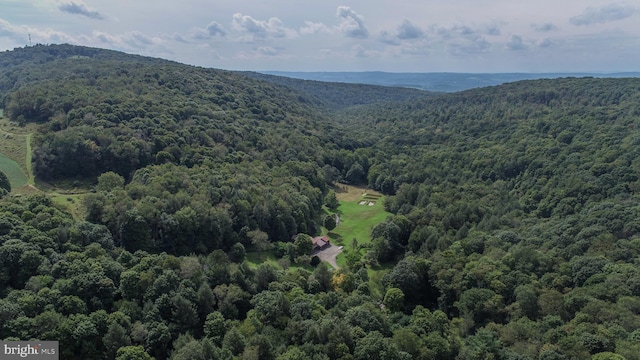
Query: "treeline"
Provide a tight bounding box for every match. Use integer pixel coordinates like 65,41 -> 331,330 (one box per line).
241,71 -> 433,111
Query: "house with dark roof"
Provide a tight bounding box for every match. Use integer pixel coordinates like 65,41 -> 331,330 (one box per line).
312,235 -> 330,250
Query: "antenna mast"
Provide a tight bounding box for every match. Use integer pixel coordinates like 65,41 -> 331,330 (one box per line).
28,33 -> 32,46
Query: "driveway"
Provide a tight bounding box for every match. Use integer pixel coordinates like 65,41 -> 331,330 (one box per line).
313,244 -> 343,269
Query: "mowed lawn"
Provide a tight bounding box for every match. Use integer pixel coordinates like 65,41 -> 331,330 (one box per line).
329,185 -> 389,246
329,200 -> 389,247
0,152 -> 28,190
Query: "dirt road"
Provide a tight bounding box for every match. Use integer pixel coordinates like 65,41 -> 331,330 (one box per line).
313,244 -> 343,269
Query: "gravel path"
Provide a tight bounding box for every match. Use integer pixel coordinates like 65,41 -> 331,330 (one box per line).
313,244 -> 343,269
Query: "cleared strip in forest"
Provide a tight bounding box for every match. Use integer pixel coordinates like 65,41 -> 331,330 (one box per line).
0,152 -> 28,189
0,115 -> 36,188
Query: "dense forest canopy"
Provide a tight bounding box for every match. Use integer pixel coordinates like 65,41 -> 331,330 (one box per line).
2,44 -> 640,359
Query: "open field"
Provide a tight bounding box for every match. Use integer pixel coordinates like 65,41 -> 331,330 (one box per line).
0,116 -> 37,191
325,184 -> 393,295
50,193 -> 85,219
245,250 -> 280,268
328,184 -> 389,247
0,152 -> 28,190
246,249 -> 315,273
326,184 -> 390,271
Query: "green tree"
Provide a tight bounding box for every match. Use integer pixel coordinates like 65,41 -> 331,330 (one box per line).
383,288 -> 405,312
591,352 -> 626,360
222,327 -> 245,356
392,328 -> 424,360
345,162 -> 366,184
121,208 -> 152,252
323,215 -> 336,231
204,311 -> 226,345
354,331 -> 401,360
251,290 -> 289,328
196,282 -> 216,322
229,243 -> 246,262
324,190 -> 340,209
103,323 -> 131,359
170,294 -> 198,333
0,170 -> 10,193
277,347 -> 308,360
293,234 -> 313,257
145,321 -> 171,359
115,345 -> 155,360
97,171 -> 125,192
255,263 -> 279,292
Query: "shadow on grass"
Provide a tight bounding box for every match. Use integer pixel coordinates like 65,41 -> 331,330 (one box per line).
327,231 -> 343,243
324,208 -> 343,216
333,184 -> 350,193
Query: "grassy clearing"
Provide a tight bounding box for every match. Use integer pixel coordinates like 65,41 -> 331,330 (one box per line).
51,193 -> 85,219
245,250 -> 280,268
245,249 -> 314,273
25,133 -> 33,184
328,185 -> 389,247
0,152 -> 28,190
0,117 -> 37,189
326,184 -> 392,286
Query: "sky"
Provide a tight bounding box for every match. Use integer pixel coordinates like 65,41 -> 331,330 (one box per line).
1,0 -> 639,73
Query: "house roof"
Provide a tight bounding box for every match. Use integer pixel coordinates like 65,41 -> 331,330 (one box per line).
312,235 -> 330,246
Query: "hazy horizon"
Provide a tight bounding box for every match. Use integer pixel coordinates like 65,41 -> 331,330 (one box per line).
1,1 -> 639,73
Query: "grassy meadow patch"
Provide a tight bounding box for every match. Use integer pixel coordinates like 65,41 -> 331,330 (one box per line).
50,193 -> 84,219
329,185 -> 390,247
325,185 -> 392,296
0,117 -> 36,185
245,249 -> 314,273
0,152 -> 28,190
326,185 -> 390,272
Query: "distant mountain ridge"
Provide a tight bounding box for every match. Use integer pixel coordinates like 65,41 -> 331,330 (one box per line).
261,71 -> 640,92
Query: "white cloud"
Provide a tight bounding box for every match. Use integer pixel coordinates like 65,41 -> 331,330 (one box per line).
336,6 -> 368,39
257,46 -> 279,56
570,4 -> 637,26
448,38 -> 491,56
59,1 -> 104,20
0,18 -> 75,45
206,21 -> 227,37
483,23 -> 502,36
538,38 -> 554,48
506,35 -> 526,50
231,13 -> 297,41
531,22 -> 559,32
397,20 -> 424,40
300,21 -> 330,35
2,1 -> 640,72
92,30 -> 162,50
0,18 -> 23,42
379,20 -> 424,45
379,31 -> 400,45
192,21 -> 227,40
433,24 -> 492,56
354,44 -> 379,58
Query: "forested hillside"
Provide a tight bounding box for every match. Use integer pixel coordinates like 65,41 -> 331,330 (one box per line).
241,71 -> 432,111
2,44 -> 640,360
